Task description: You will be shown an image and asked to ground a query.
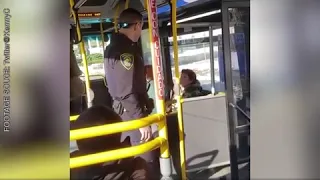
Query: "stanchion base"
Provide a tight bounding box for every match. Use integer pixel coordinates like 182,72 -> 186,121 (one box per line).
160,177 -> 174,180
159,157 -> 173,179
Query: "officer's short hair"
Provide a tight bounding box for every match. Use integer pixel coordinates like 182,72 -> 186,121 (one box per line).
118,8 -> 143,28
74,105 -> 122,153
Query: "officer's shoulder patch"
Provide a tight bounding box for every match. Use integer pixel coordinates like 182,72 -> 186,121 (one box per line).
120,53 -> 134,70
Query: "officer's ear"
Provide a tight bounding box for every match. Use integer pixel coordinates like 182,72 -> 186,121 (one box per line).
133,23 -> 138,31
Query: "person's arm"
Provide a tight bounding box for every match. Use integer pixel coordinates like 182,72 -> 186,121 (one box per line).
114,53 -> 146,120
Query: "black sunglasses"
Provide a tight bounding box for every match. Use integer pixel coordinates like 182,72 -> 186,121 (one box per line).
117,21 -> 143,29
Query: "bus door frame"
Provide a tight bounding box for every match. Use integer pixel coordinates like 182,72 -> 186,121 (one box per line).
221,0 -> 250,180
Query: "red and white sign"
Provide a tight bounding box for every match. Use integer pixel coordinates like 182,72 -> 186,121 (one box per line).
148,0 -> 164,100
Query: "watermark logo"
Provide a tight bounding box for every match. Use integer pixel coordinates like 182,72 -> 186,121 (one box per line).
3,8 -> 11,132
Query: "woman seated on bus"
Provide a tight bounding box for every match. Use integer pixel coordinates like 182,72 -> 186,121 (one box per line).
70,105 -> 150,180
180,69 -> 211,99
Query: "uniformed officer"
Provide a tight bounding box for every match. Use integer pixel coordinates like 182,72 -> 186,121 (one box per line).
104,8 -> 158,178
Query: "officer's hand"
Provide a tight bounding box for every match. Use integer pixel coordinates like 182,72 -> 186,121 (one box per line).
146,98 -> 154,114
139,126 -> 152,142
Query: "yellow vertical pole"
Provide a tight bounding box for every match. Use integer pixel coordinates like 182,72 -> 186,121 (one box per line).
99,16 -> 105,50
70,0 -> 92,107
114,4 -> 120,32
171,0 -> 187,179
144,0 -> 147,9
125,0 -> 130,9
146,0 -> 172,178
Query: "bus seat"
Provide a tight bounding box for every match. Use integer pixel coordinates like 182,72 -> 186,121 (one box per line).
90,77 -> 112,108
182,95 -> 230,172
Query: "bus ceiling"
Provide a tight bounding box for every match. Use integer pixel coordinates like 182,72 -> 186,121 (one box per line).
73,0 -> 168,19
72,0 -> 221,20
71,0 -> 223,34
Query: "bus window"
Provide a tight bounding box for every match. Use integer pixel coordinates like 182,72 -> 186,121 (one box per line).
72,35 -> 110,77
167,27 -> 244,99
140,25 -> 244,101
168,29 -> 222,93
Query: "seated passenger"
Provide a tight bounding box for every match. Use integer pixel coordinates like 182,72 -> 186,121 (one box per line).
70,37 -> 85,102
70,41 -> 86,119
70,105 -> 150,180
180,69 -> 211,98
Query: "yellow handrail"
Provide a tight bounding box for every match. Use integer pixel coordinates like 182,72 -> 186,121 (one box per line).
70,114 -> 163,141
70,0 -> 92,107
113,4 -> 120,32
71,137 -> 165,168
70,115 -> 78,121
99,17 -> 105,51
171,0 -> 187,179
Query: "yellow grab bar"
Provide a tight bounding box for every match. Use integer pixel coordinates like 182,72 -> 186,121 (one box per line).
70,114 -> 163,141
171,0 -> 187,179
70,115 -> 79,121
71,137 -> 165,168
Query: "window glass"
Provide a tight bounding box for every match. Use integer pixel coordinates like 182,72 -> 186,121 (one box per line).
72,35 -> 110,76
168,28 -> 222,94
227,7 -> 250,114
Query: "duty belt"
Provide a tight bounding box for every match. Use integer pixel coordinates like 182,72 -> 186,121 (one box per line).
112,97 -> 147,113
112,98 -> 127,112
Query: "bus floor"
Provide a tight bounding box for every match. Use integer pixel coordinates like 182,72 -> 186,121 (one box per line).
168,162 -> 249,180
69,143 -> 249,180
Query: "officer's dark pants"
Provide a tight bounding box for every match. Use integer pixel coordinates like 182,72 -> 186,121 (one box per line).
113,101 -> 160,179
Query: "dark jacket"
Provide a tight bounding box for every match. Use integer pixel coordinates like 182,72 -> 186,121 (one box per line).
104,33 -> 148,119
182,80 -> 211,98
70,151 -> 150,180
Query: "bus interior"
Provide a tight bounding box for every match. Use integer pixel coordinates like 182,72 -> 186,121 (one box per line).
70,0 -> 250,179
